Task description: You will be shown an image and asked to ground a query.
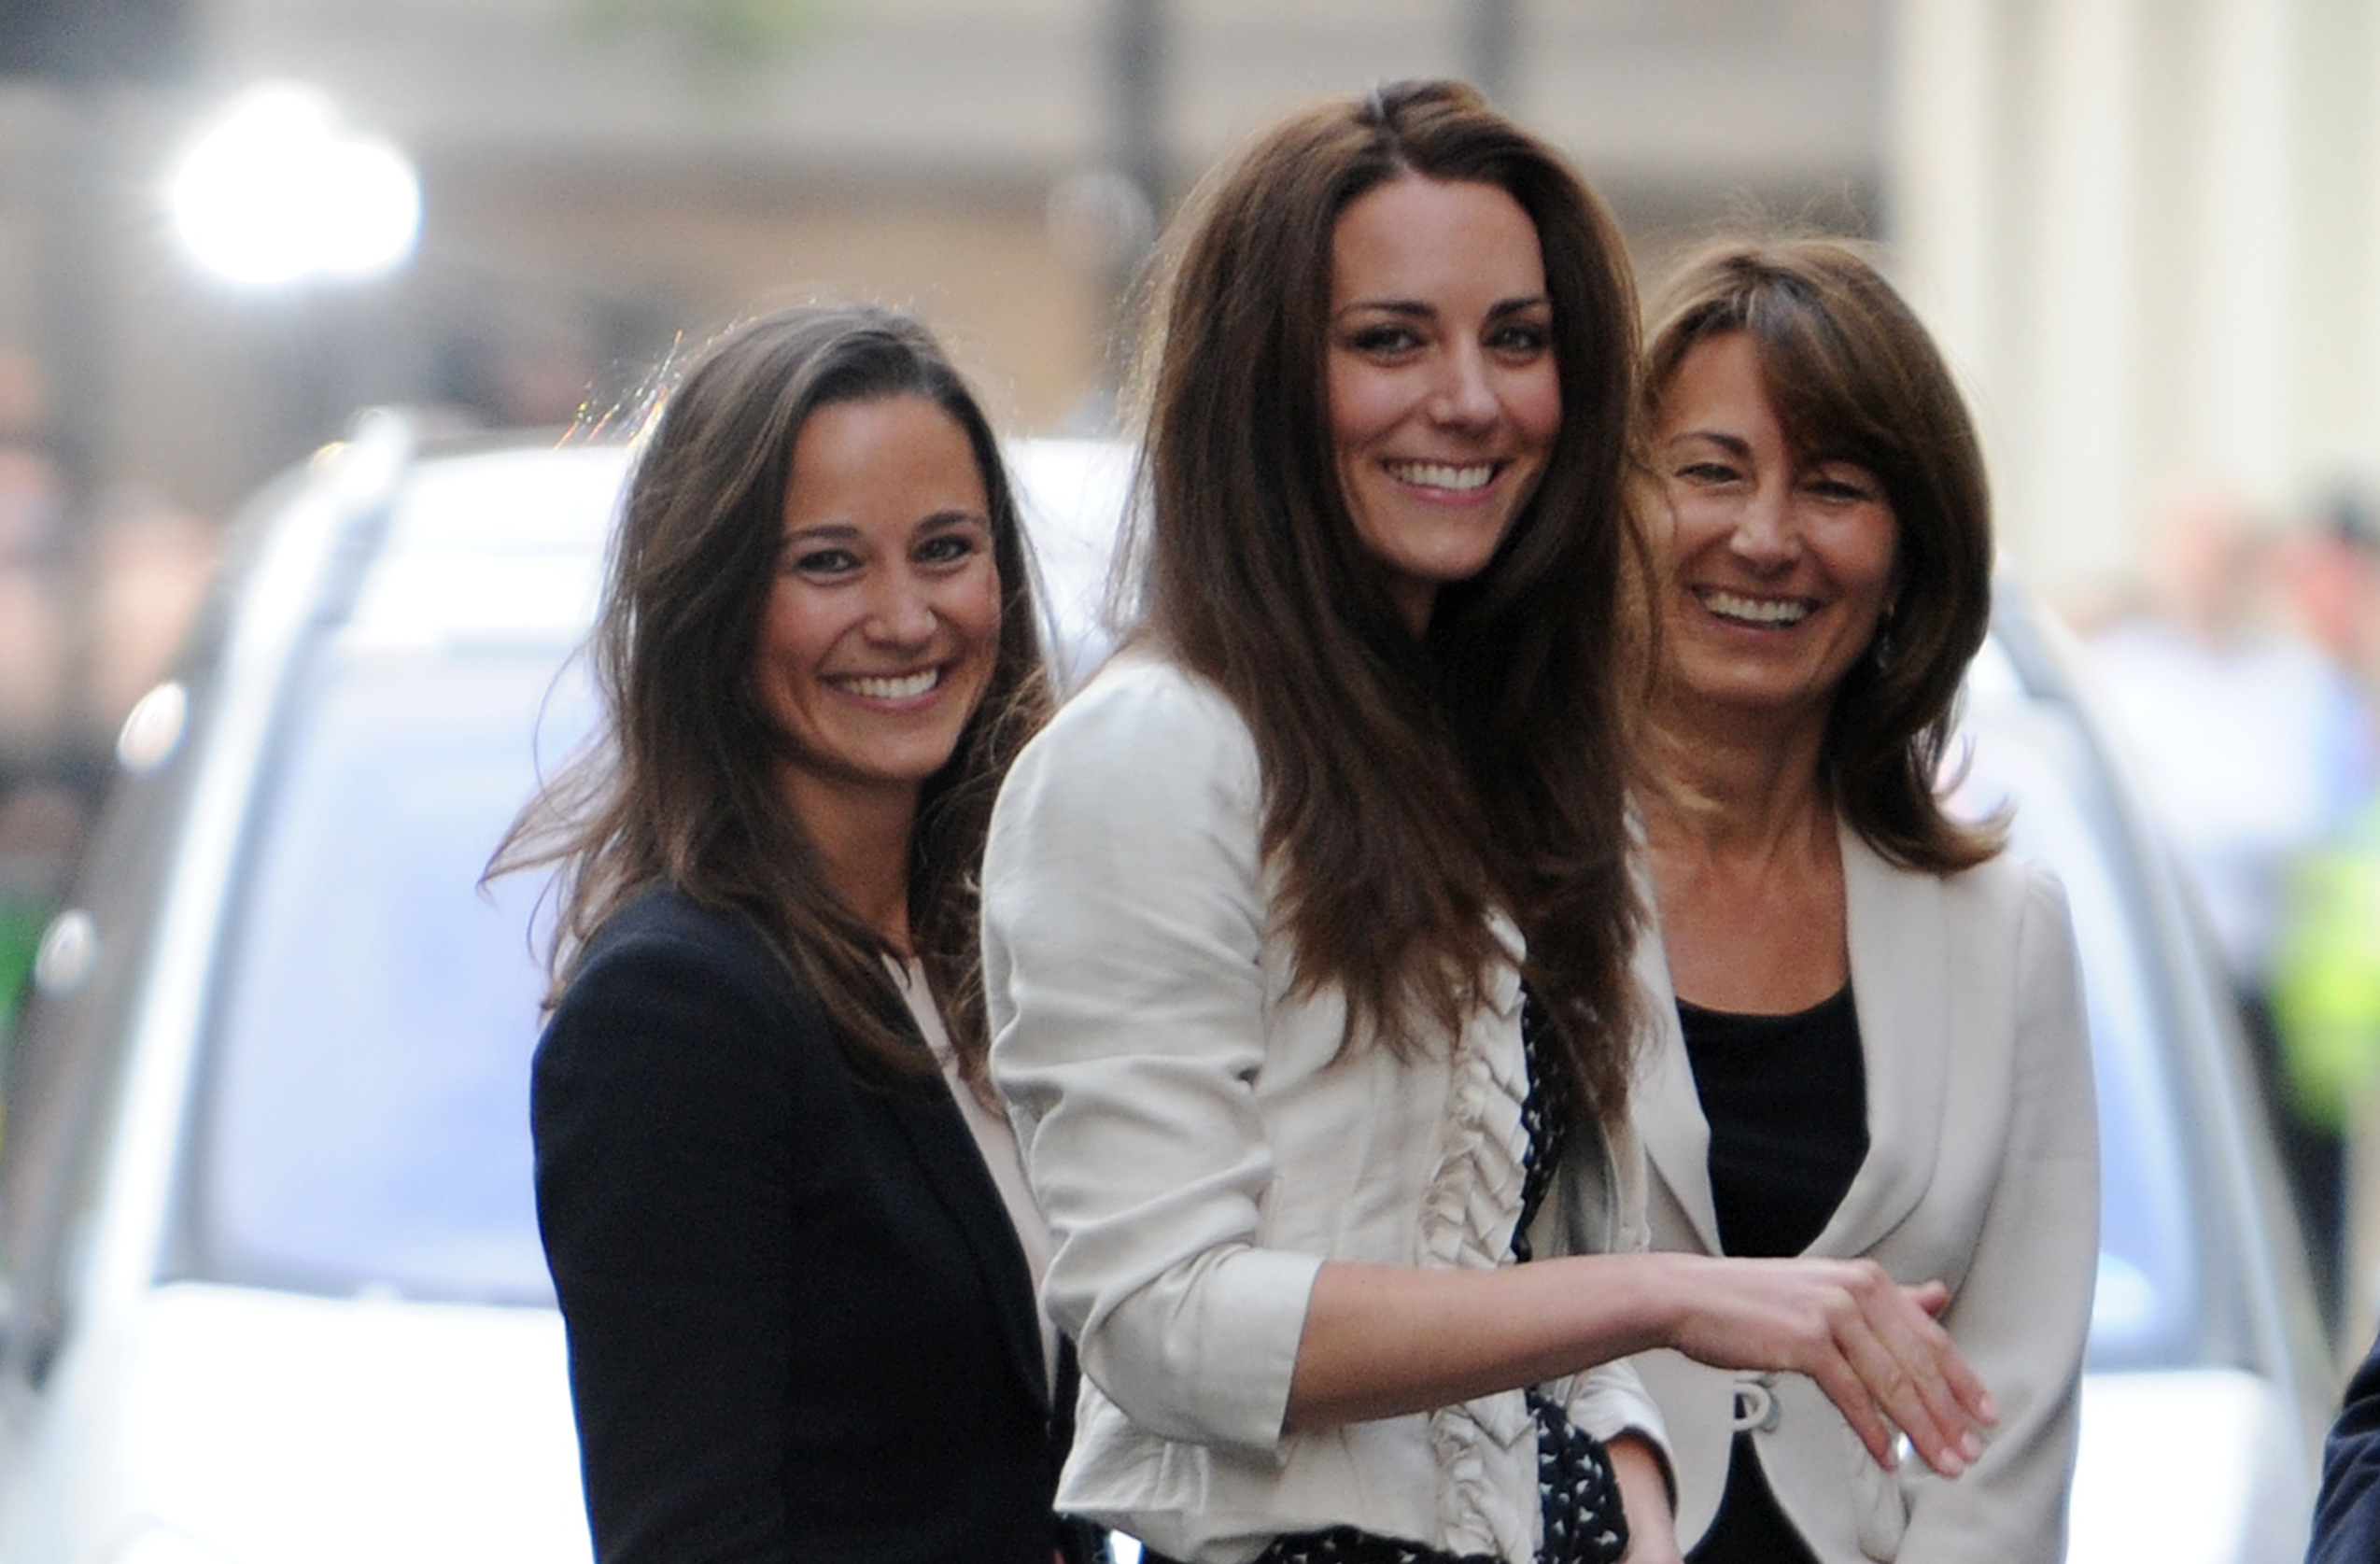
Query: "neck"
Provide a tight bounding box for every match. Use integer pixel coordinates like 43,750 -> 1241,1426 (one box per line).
1637,688 -> 1834,864
780,765 -> 918,954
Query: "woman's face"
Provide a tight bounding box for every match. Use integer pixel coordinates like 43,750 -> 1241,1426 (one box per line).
755,393 -> 1003,824
1326,173 -> 1561,634
1651,330 -> 1899,732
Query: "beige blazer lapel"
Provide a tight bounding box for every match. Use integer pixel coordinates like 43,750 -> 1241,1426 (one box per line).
1813,819 -> 1952,1259
1633,822 -> 1954,1262
1629,892 -> 1726,1255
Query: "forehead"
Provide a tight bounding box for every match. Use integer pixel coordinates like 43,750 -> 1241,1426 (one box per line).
1661,329 -> 1873,461
1328,175 -> 1546,303
782,394 -> 987,523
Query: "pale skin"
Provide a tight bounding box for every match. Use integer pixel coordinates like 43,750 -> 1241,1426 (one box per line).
1278,207 -> 1993,1562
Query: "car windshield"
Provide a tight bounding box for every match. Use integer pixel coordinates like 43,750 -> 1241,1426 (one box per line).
184,634 -> 589,1306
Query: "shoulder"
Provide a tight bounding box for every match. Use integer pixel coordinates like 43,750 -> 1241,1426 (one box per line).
541,884 -> 830,1094
994,650 -> 1262,838
1032,650 -> 1253,769
1860,833 -> 2069,943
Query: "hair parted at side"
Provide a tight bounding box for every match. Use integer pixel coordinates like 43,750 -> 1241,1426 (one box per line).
1128,77 -> 1650,1127
1642,236 -> 2002,874
488,301 -> 1051,1091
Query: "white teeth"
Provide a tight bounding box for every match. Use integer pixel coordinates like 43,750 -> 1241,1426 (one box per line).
1702,591 -> 1810,626
841,669 -> 940,699
1387,460 -> 1495,492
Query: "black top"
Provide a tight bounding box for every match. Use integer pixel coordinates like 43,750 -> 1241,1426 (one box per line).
1676,986 -> 1867,1564
531,885 -> 1090,1564
1678,986 -> 1867,1261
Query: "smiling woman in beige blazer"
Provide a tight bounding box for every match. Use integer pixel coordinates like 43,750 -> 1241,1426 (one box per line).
1627,240 -> 2099,1563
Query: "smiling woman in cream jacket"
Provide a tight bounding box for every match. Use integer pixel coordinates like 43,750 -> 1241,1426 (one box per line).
982,86 -> 1999,1564
1624,239 -> 2098,1564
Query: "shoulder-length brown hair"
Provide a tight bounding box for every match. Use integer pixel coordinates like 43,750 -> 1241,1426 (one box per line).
1129,77 -> 1648,1125
1642,237 -> 2002,874
492,302 -> 1051,1090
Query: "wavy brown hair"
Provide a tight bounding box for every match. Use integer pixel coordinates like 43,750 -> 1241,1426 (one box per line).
1642,237 -> 2002,873
491,303 -> 1051,1091
1127,78 -> 1649,1126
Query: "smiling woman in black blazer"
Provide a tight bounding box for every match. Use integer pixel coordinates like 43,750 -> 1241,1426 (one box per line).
493,303 -> 1080,1563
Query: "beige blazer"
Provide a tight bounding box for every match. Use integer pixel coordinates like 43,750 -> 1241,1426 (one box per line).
1627,823 -> 2097,1562
985,652 -> 1666,1564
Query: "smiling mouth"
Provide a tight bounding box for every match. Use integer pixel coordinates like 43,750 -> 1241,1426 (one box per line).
1385,459 -> 1497,493
1697,589 -> 1812,627
834,668 -> 942,700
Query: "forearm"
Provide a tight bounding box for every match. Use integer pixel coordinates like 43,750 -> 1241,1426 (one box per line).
1285,1255 -> 1671,1428
1606,1434 -> 1681,1564
1286,1249 -> 1991,1479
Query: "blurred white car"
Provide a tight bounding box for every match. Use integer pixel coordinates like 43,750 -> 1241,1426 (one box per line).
0,416 -> 2333,1564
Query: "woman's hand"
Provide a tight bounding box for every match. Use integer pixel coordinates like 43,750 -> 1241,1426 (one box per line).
1647,1252 -> 1996,1477
1605,1433 -> 1682,1564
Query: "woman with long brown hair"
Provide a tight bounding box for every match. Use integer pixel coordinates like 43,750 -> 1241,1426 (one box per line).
1625,239 -> 2096,1561
981,83 -> 1993,1564
499,303 -> 1091,1562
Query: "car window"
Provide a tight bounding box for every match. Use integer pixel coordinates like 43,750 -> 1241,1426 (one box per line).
1952,641 -> 2203,1370
178,637 -> 591,1306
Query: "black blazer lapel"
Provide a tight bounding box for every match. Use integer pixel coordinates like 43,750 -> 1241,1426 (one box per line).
886,1080 -> 1053,1418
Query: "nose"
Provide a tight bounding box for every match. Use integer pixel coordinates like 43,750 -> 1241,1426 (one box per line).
1429,344 -> 1500,430
863,567 -> 938,647
1728,484 -> 1800,571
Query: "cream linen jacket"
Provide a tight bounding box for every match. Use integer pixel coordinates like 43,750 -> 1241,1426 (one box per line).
984,653 -> 1669,1564
1626,824 -> 2097,1562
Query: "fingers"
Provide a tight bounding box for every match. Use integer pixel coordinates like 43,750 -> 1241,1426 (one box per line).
1666,1257 -> 1998,1478
1820,1268 -> 1993,1477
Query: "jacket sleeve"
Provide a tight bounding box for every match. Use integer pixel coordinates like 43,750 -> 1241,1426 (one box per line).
1902,865 -> 2099,1561
982,669 -> 1322,1462
531,919 -> 800,1564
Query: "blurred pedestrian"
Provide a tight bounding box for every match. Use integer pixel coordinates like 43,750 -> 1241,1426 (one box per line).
492,303 -> 1089,1563
982,81 -> 1992,1564
2092,487 -> 2378,1313
1625,238 -> 2098,1562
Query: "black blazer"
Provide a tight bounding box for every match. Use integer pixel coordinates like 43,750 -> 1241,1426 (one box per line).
2314,1327 -> 2380,1564
532,885 -> 1088,1564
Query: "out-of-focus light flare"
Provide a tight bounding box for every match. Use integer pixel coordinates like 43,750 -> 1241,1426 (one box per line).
167,84 -> 421,289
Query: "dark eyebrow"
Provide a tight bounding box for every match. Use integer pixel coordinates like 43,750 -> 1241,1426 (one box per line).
1667,430 -> 1752,458
1331,293 -> 1550,323
781,509 -> 990,545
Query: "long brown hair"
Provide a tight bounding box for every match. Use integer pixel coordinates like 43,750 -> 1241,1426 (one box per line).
1129,78 -> 1648,1125
1642,238 -> 2002,874
492,303 -> 1051,1089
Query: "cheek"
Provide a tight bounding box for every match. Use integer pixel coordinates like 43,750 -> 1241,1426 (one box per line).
1511,366 -> 1561,449
757,581 -> 826,672
952,566 -> 1007,655
1326,360 -> 1398,458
